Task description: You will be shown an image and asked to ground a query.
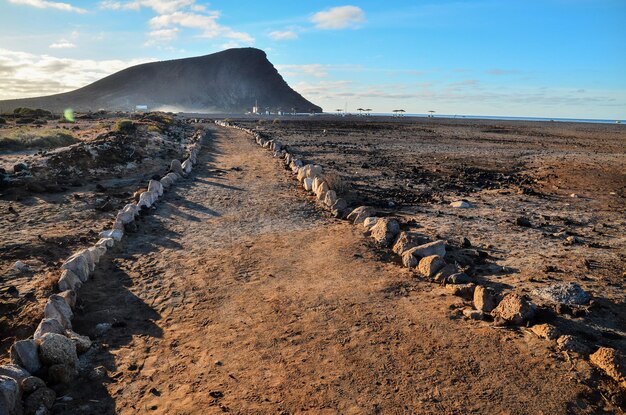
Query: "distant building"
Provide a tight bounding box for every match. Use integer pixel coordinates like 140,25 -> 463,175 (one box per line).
135,105 -> 148,112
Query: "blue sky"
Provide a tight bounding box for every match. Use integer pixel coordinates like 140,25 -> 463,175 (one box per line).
1,0 -> 625,118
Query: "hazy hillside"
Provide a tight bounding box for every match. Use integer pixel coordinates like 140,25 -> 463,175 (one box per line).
0,48 -> 321,114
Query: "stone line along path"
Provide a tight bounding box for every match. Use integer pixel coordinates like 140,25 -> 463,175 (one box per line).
59,125 -> 594,415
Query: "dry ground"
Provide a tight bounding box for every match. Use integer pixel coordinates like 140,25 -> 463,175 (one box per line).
49,125 -> 618,414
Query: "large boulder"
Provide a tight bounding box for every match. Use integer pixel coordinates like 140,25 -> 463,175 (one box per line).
492,293 -> 536,325
43,295 -> 73,329
37,334 -> 79,383
370,218 -> 400,246
590,347 -> 626,390
347,206 -> 376,225
417,255 -> 445,277
10,340 -> 41,374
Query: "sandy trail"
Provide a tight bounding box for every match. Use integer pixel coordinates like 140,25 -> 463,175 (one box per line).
60,125 -> 599,414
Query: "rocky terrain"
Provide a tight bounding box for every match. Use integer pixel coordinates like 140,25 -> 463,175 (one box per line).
0,48 -> 321,114
1,114 -> 624,414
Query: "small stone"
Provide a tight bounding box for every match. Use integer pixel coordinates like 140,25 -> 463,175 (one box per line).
450,200 -> 472,208
433,264 -> 457,283
347,206 -> 377,225
530,324 -> 560,340
516,216 -> 532,227
13,163 -> 28,173
24,387 -> 55,414
94,322 -> 112,336
589,347 -> 626,390
37,333 -> 78,368
13,261 -> 29,272
461,237 -> 472,248
21,376 -> 46,394
447,272 -> 470,284
33,319 -> 64,340
0,375 -> 21,415
473,286 -> 497,312
331,198 -> 347,212
369,218 -> 400,246
10,340 -> 41,374
556,335 -> 590,355
445,283 -> 476,300
87,366 -> 107,381
402,251 -> 418,268
462,308 -> 484,320
324,190 -> 338,207
65,330 -> 92,354
417,255 -> 445,277
492,293 -> 536,325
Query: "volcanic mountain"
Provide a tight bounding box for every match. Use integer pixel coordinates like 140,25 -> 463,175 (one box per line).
0,48 -> 321,113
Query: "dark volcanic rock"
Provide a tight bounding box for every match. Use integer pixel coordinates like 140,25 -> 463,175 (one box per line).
0,48 -> 321,114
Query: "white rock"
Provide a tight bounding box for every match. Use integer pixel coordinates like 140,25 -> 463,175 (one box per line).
181,159 -> 192,174
147,180 -> 163,196
315,181 -> 329,199
450,200 -> 472,208
33,319 -> 65,341
347,206 -> 377,225
96,237 -> 114,249
296,167 -> 307,182
404,240 -> 446,260
58,290 -> 76,309
57,269 -> 82,292
43,295 -> 73,329
324,190 -> 337,207
138,191 -> 157,209
123,203 -> 139,217
303,178 -> 314,191
165,172 -> 179,182
362,217 -> 378,229
369,217 -> 401,246
312,177 -> 324,193
13,260 -> 29,272
170,159 -> 184,176
99,229 -> 123,242
160,176 -> 174,188
115,209 -> 134,226
61,252 -> 90,282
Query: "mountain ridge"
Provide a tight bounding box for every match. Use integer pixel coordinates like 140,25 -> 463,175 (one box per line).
0,48 -> 322,114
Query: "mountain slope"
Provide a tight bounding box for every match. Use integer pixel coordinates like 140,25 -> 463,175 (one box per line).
0,48 -> 322,113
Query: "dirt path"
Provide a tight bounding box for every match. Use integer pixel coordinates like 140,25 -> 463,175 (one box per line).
60,125 -> 602,414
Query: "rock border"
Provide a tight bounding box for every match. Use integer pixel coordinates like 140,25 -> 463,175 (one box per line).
1,127 -> 205,414
214,120 -> 626,397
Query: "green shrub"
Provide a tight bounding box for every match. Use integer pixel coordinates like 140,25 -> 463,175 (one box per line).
0,128 -> 78,150
0,118 -> 6,125
113,119 -> 136,133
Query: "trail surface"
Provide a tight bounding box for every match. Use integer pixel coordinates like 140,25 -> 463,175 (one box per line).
63,125 -> 595,414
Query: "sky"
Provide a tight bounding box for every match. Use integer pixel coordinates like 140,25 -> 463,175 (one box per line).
0,0 -> 625,119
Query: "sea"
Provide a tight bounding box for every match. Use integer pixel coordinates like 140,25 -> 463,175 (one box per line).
363,113 -> 625,125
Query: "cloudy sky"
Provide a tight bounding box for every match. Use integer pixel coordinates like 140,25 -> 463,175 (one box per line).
1,0 -> 625,118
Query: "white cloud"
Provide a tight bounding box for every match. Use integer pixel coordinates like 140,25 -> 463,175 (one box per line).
101,1 -> 254,45
0,48 -> 154,99
277,64 -> 328,78
8,0 -> 86,13
269,30 -> 298,41
311,5 -> 365,30
49,40 -> 76,49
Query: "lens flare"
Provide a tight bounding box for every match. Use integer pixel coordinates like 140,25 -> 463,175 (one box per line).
64,108 -> 75,122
